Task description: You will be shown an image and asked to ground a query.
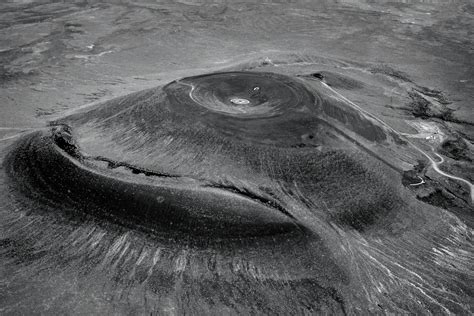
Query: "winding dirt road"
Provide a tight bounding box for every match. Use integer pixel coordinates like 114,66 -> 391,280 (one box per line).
321,82 -> 474,204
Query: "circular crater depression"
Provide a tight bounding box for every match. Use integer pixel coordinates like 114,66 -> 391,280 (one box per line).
180,71 -> 315,118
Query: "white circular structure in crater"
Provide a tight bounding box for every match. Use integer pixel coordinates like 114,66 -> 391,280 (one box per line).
230,98 -> 251,105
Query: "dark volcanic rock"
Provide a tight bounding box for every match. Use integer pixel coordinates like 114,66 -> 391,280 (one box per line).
439,137 -> 472,162
2,70 -> 472,314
